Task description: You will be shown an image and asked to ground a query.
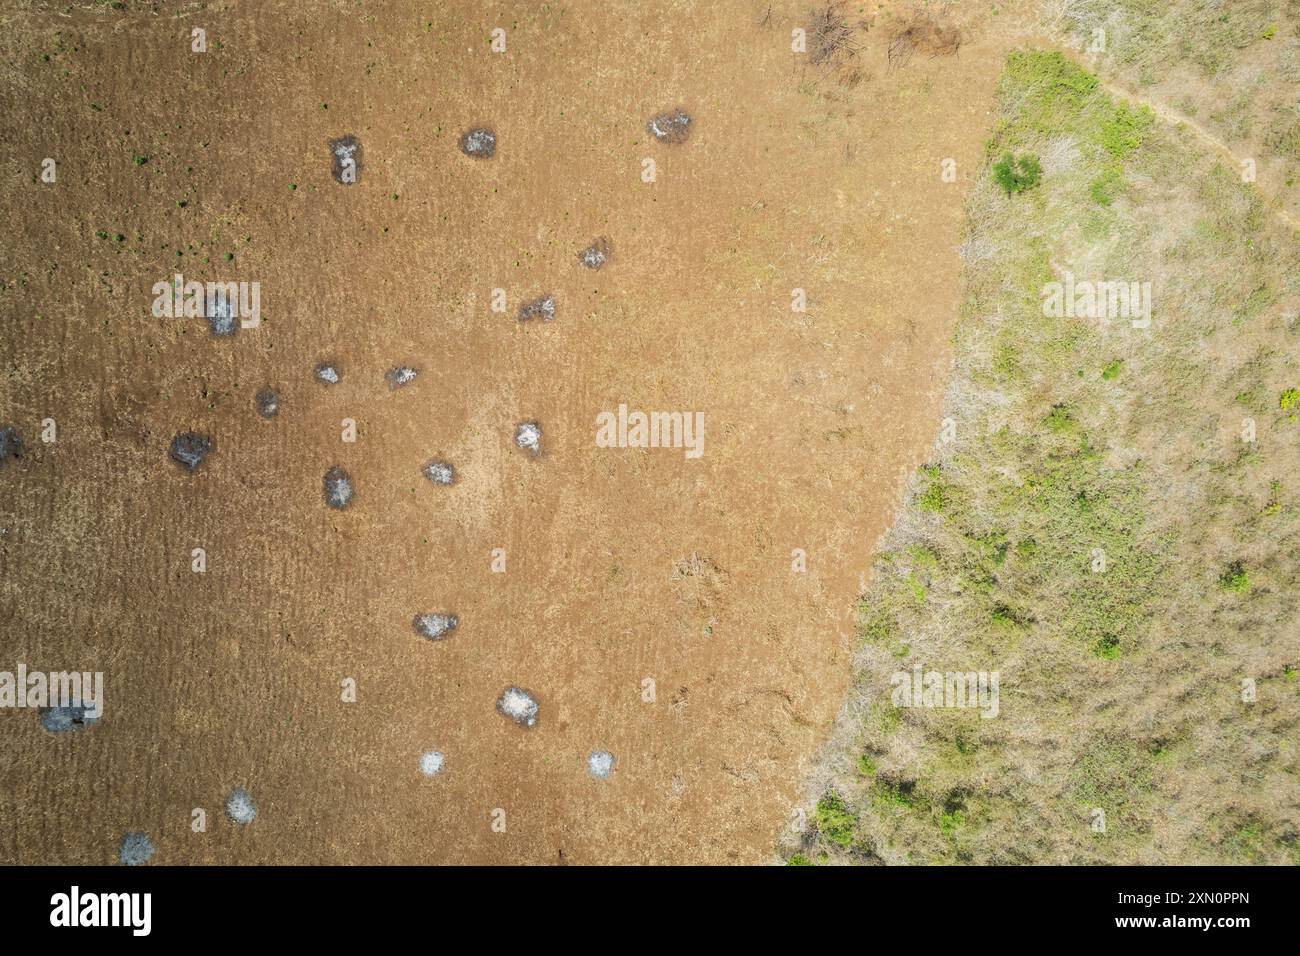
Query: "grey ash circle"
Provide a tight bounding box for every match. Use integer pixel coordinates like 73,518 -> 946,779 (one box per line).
515,421 -> 542,454
205,287 -> 238,337
518,295 -> 556,322
459,127 -> 497,158
314,362 -> 341,385
647,108 -> 692,144
413,612 -> 458,641
225,786 -> 257,824
323,465 -> 354,509
40,701 -> 101,733
119,832 -> 155,866
588,750 -> 616,779
386,366 -> 419,389
578,238 -> 611,270
420,751 -> 445,777
169,432 -> 212,473
0,426 -> 22,466
255,387 -> 279,419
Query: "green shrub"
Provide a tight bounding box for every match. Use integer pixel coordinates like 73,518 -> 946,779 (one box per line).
873,778 -> 917,809
1098,102 -> 1152,160
993,152 -> 1042,195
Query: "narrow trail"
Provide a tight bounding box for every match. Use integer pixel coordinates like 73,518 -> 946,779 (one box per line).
1093,75 -> 1300,234
1027,32 -> 1300,235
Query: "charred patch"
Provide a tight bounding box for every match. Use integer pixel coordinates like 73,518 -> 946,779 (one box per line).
169,432 -> 212,473
255,387 -> 280,419
647,108 -> 692,144
578,238 -> 611,270
518,294 -> 556,322
324,465 -> 354,509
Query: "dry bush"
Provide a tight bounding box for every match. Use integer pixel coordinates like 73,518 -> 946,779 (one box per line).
887,12 -> 962,66
808,2 -> 864,68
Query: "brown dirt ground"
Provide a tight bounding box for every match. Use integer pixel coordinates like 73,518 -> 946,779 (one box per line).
0,0 -> 1026,864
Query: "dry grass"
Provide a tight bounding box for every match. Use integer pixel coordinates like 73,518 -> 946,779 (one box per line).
783,48 -> 1300,866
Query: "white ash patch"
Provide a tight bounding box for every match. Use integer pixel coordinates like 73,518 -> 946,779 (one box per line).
647,108 -> 692,144
459,127 -> 497,158
119,832 -> 155,866
315,363 -> 341,385
225,786 -> 257,824
519,295 -> 556,322
255,387 -> 279,419
420,751 -> 445,777
587,750 -> 616,779
413,612 -> 458,641
324,465 -> 354,509
423,460 -> 455,485
578,238 -> 610,270
497,686 -> 539,728
205,287 -> 238,337
515,421 -> 542,455
386,366 -> 419,389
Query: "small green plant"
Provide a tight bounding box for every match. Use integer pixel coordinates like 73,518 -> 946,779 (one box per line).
1090,168 -> 1123,206
1217,561 -> 1251,593
873,777 -> 916,809
991,603 -> 1025,635
940,808 -> 966,838
1101,359 -> 1123,380
815,793 -> 856,848
1045,403 -> 1074,433
1093,633 -> 1122,659
787,853 -> 813,866
1279,388 -> 1298,411
993,152 -> 1042,195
